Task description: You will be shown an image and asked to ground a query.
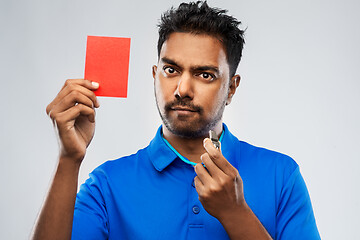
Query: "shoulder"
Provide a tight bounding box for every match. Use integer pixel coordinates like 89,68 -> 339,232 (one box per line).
229,136 -> 299,185
223,124 -> 298,177
90,147 -> 149,179
239,140 -> 297,169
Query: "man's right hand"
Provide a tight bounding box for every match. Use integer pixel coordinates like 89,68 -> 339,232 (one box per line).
32,79 -> 100,240
46,79 -> 100,164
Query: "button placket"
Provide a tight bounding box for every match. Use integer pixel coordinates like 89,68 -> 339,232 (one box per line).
188,172 -> 205,239
189,172 -> 203,219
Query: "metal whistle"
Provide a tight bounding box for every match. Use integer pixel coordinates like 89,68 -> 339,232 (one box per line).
209,130 -> 220,149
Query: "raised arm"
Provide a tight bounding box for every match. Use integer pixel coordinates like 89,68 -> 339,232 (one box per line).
31,79 -> 100,240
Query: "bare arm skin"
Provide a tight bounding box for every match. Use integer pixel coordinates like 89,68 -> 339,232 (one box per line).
194,138 -> 272,240
31,79 -> 100,240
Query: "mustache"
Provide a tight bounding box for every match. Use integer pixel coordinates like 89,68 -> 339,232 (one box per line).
165,99 -> 202,112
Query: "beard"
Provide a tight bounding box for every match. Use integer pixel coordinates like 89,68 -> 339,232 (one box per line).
155,90 -> 226,139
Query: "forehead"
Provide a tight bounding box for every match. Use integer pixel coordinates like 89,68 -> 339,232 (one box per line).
159,32 -> 228,69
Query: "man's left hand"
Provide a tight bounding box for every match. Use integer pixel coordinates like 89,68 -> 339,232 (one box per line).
194,138 -> 246,221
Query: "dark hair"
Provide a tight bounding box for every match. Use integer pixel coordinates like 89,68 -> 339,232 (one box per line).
157,1 -> 245,77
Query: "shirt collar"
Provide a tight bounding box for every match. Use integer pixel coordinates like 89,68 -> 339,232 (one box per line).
147,126 -> 178,171
147,123 -> 238,172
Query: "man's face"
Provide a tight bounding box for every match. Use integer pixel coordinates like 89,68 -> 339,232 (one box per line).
153,32 -> 237,138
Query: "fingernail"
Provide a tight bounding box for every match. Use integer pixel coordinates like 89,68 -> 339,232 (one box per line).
92,82 -> 99,88
203,138 -> 208,147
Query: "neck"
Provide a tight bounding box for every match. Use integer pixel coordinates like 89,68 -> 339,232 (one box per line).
162,122 -> 223,164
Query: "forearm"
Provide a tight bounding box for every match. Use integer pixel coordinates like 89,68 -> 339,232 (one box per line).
219,203 -> 272,240
31,157 -> 81,240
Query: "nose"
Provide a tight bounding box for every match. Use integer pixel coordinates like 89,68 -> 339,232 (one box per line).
174,72 -> 194,99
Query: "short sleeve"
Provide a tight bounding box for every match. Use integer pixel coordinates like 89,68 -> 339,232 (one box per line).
276,166 -> 320,239
71,169 -> 109,240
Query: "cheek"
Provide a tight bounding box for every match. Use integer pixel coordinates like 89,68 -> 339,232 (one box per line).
205,85 -> 228,112
160,76 -> 178,95
155,78 -> 173,104
210,83 -> 228,98
217,82 -> 229,101
154,80 -> 164,101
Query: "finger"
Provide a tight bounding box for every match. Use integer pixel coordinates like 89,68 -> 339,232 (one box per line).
203,138 -> 235,175
193,176 -> 205,196
200,153 -> 226,179
47,80 -> 99,115
56,80 -> 99,108
48,89 -> 97,121
60,79 -> 99,91
194,163 -> 214,186
54,104 -> 96,125
51,90 -> 97,115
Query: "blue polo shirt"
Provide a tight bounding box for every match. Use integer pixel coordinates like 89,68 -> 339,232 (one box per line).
72,124 -> 320,239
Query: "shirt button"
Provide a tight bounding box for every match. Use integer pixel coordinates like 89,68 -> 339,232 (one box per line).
192,205 -> 200,214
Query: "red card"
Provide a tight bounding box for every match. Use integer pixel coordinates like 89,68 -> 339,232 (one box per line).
84,36 -> 131,98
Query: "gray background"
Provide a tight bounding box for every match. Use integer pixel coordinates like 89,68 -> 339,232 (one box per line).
1,0 -> 359,239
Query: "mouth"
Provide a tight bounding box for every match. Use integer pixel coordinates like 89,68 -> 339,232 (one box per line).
171,106 -> 198,112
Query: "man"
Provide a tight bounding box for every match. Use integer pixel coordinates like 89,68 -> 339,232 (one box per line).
32,1 -> 320,239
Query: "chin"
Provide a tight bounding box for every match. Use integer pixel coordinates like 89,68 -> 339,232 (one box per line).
163,118 -> 216,138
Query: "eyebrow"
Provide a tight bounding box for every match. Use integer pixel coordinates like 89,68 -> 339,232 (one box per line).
161,57 -> 179,67
161,57 -> 219,74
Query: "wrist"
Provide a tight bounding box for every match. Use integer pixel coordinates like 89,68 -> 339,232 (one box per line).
218,200 -> 251,227
218,201 -> 272,240
58,155 -> 83,172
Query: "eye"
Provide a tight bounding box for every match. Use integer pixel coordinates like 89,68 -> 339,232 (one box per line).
198,72 -> 215,81
163,66 -> 176,75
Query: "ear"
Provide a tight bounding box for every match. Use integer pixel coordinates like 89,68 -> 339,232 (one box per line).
226,74 -> 241,105
152,65 -> 157,80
